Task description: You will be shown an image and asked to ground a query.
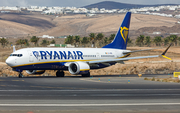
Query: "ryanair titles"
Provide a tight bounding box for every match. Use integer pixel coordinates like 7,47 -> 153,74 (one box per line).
33,51 -> 83,60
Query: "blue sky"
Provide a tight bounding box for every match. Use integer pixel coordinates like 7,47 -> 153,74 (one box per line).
1,0 -> 180,7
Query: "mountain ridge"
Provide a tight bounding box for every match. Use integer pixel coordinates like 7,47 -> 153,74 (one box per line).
83,1 -> 178,10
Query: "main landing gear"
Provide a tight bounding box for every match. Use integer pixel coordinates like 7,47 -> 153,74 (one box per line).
56,71 -> 90,77
18,72 -> 23,78
81,72 -> 90,77
56,70 -> 64,77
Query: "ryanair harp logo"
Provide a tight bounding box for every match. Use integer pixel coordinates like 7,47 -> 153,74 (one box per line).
120,26 -> 129,43
33,51 -> 39,59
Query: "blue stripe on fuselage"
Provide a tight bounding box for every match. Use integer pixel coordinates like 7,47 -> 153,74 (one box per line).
13,62 -> 68,70
12,62 -> 117,71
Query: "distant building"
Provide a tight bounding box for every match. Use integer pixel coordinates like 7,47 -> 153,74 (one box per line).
1,5 -> 180,19
38,35 -> 54,39
86,13 -> 96,17
47,44 -> 75,48
153,32 -> 161,35
1,11 -> 10,13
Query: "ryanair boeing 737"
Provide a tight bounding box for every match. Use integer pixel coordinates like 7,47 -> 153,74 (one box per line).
5,12 -> 171,78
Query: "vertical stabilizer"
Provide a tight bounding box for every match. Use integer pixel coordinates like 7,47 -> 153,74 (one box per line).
102,12 -> 131,49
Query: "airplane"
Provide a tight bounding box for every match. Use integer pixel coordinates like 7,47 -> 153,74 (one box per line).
5,12 -> 171,78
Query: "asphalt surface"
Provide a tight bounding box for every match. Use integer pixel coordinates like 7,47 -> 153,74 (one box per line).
0,74 -> 180,113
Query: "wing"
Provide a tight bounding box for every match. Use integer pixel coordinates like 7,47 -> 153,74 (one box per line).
87,44 -> 172,64
123,48 -> 162,54
88,55 -> 159,64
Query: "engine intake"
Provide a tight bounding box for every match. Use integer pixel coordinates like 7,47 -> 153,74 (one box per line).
68,62 -> 90,75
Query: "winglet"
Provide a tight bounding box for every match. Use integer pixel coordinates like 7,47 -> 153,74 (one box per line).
162,55 -> 172,60
13,45 -> 16,52
161,43 -> 172,55
161,43 -> 172,60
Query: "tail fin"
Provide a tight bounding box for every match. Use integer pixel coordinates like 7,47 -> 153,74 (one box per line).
102,12 -> 131,49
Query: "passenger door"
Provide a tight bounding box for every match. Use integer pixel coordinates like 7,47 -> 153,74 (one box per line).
28,51 -> 34,62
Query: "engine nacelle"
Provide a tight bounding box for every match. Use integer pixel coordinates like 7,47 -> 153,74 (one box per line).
68,62 -> 90,75
26,70 -> 45,75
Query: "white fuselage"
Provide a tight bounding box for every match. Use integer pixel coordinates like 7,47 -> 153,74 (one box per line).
6,47 -> 130,70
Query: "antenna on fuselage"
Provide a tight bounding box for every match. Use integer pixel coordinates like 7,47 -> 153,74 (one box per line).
13,45 -> 16,52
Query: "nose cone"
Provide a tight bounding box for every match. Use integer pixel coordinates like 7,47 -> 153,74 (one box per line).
6,57 -> 13,67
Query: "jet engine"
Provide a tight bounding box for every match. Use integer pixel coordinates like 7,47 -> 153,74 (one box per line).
26,70 -> 45,75
68,62 -> 90,75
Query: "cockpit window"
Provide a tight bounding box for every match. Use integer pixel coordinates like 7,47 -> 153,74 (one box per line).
18,54 -> 22,57
10,54 -> 23,57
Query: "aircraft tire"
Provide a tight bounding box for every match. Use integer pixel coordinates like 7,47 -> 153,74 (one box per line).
56,71 -> 64,77
82,72 -> 90,77
19,73 -> 23,78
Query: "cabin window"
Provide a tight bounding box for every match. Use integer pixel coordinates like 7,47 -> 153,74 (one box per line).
101,55 -> 114,57
17,54 -> 22,57
83,55 -> 96,57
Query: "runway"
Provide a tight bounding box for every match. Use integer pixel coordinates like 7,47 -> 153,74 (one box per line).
0,74 -> 180,113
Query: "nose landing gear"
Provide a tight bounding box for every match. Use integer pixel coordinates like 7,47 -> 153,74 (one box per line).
13,69 -> 23,78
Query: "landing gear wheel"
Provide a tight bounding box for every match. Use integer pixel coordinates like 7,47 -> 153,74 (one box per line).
19,73 -> 23,78
56,71 -> 64,77
82,72 -> 90,77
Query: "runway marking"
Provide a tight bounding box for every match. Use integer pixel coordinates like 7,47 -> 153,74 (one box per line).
0,103 -> 180,107
11,80 -> 24,81
29,86 -> 91,90
80,78 -> 123,83
0,89 -> 179,92
0,80 -> 24,82
0,94 -> 180,97
80,78 -> 153,84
